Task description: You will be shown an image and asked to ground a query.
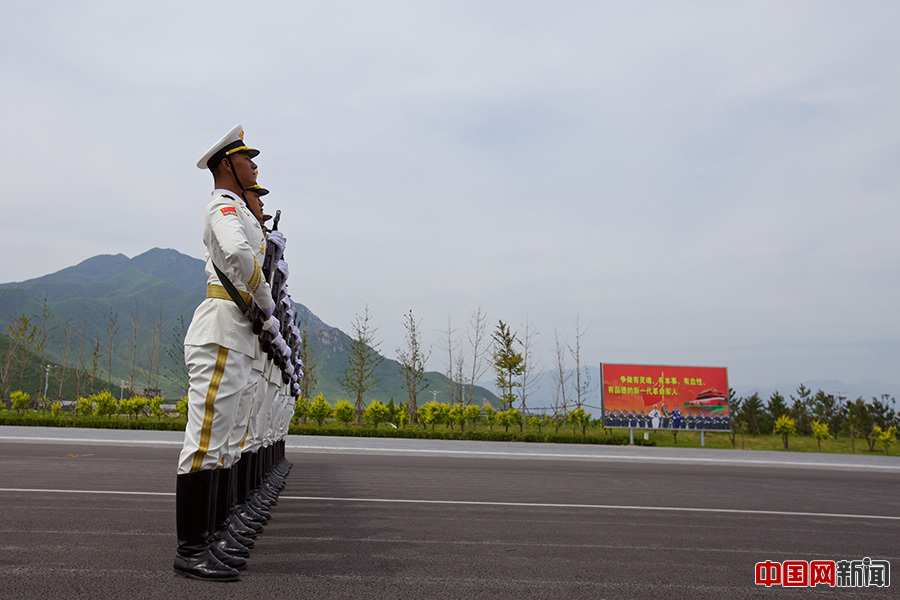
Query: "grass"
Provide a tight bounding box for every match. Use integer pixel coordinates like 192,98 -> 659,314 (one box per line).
642,428 -> 893,455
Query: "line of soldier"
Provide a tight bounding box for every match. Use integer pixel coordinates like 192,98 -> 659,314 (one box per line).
603,408 -> 731,430
174,125 -> 303,581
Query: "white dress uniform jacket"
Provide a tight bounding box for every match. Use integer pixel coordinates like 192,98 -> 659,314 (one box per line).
185,190 -> 272,358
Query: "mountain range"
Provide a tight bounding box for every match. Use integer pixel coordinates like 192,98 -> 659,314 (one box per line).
0,248 -> 498,406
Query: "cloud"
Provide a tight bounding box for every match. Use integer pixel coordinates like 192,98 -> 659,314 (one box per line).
1,1 -> 898,390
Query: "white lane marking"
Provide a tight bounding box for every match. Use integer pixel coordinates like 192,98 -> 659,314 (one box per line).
1,488 -> 897,522
0,436 -> 183,446
290,443 -> 900,471
0,488 -> 174,496
2,434 -> 898,471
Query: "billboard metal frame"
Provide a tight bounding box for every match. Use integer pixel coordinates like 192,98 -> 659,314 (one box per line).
600,362 -> 731,433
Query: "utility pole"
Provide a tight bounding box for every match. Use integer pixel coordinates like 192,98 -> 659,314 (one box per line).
43,364 -> 53,402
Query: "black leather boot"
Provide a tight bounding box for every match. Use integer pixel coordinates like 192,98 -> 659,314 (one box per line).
173,470 -> 240,582
212,467 -> 250,559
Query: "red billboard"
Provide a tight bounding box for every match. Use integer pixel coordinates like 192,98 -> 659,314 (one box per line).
600,363 -> 730,431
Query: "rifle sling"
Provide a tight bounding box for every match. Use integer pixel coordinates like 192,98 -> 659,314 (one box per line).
212,262 -> 252,319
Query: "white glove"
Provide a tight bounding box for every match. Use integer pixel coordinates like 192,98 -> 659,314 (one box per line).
276,259 -> 289,280
262,316 -> 280,336
272,333 -> 290,357
267,230 -> 286,254
254,299 -> 275,319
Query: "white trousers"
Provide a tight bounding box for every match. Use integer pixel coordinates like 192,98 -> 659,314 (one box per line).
177,343 -> 252,474
263,378 -> 282,446
223,365 -> 263,468
242,368 -> 269,454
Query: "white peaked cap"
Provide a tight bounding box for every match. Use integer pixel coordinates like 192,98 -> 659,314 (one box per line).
196,124 -> 260,170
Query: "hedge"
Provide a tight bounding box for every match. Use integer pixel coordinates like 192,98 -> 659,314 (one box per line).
0,414 -> 654,445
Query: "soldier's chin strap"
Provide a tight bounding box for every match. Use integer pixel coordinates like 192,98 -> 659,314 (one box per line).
226,155 -> 250,205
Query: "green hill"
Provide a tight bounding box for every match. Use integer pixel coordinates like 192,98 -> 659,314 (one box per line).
0,249 -> 498,407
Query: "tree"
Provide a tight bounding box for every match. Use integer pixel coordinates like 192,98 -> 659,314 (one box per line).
464,404 -> 482,430
729,395 -> 745,448
517,314 -> 540,431
869,395 -> 898,431
394,402 -> 410,428
75,315 -> 88,400
148,396 -> 165,420
35,296 -> 54,413
76,396 -> 94,417
846,397 -> 875,452
105,309 -> 119,390
164,315 -> 189,396
569,316 -> 593,409
397,309 -> 430,426
11,391 -> 30,416
811,420 -> 830,452
739,392 -> 765,437
419,401 -> 448,430
338,306 -> 383,425
483,404 -> 497,431
439,315 -> 462,405
496,409 -> 512,432
120,396 -> 148,420
448,403 -> 465,431
874,425 -> 897,455
89,339 -> 102,395
128,301 -> 140,396
175,397 -> 189,417
505,408 -> 522,432
491,320 -> 523,411
1,328 -> 17,401
812,390 -> 845,441
466,307 -> 489,406
334,400 -> 356,427
550,330 -> 571,427
789,384 -> 814,436
145,310 -> 164,398
297,320 -> 317,400
568,407 -> 591,435
363,400 -> 390,428
765,392 -> 788,434
55,319 -> 75,403
293,396 -> 310,425
774,415 -> 796,450
307,394 -> 332,427
93,391 -> 118,419
7,314 -> 38,395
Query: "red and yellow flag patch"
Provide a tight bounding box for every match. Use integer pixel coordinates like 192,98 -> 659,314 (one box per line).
220,206 -> 237,216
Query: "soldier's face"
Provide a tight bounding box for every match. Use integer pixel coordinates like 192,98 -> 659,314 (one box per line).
231,152 -> 258,186
245,191 -> 264,224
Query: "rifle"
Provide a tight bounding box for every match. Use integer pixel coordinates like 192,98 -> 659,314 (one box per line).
252,209 -> 283,335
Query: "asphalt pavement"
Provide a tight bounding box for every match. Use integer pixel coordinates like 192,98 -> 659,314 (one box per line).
0,426 -> 897,599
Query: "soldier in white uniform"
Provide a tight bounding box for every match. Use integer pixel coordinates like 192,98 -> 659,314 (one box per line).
174,125 -> 282,582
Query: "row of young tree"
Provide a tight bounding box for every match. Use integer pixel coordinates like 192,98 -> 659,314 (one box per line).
293,395 -> 595,435
0,298 -> 317,414
7,390 -> 170,420
340,305 -> 596,429
730,385 -> 898,453
0,298 -> 187,411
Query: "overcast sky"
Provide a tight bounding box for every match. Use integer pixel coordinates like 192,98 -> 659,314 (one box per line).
2,1 -> 898,394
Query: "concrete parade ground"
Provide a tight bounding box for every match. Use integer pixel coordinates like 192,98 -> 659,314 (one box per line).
0,426 -> 898,600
